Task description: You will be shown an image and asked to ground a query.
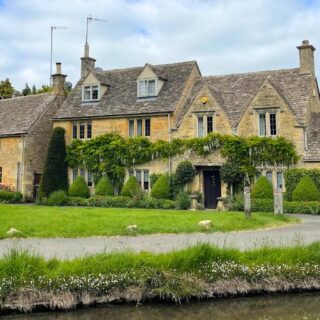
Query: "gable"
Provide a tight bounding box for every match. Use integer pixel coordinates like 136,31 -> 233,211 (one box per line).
137,64 -> 165,96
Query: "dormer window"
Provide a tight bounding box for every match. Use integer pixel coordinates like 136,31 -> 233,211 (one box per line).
82,84 -> 99,102
138,79 -> 156,97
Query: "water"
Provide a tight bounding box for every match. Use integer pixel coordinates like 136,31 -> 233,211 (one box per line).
2,293 -> 320,320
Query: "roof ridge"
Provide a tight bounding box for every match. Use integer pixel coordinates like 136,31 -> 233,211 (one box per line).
0,92 -> 53,102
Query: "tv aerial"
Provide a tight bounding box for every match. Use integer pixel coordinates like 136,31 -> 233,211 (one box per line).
85,14 -> 106,45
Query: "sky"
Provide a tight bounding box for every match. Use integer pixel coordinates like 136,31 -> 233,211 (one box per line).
0,0 -> 320,91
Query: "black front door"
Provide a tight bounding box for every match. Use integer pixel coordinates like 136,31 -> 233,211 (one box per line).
203,170 -> 221,209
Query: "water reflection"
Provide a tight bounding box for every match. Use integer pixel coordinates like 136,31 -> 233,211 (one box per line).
3,293 -> 320,320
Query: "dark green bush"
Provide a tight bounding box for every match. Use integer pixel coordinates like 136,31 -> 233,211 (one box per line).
129,197 -> 176,209
284,168 -> 320,201
169,173 -> 180,199
150,173 -> 161,188
68,176 -> 90,198
121,176 -> 142,197
47,190 -> 69,206
40,127 -> 68,198
175,191 -> 191,210
87,195 -> 131,208
0,191 -> 23,203
292,176 -> 320,201
95,176 -> 114,196
68,197 -> 89,206
175,161 -> 195,187
251,176 -> 273,199
225,193 -> 273,212
151,174 -> 171,199
284,201 -> 320,214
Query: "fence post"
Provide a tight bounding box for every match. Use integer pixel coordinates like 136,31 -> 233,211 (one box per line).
244,186 -> 251,219
274,188 -> 283,214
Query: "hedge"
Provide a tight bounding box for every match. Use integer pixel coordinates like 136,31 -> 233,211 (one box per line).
0,191 -> 23,203
284,168 -> 320,201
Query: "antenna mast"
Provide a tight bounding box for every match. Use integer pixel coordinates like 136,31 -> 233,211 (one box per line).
85,14 -> 106,52
50,26 -> 67,84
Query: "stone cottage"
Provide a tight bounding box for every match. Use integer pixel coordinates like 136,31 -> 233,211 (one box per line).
0,63 -> 67,199
53,40 -> 320,208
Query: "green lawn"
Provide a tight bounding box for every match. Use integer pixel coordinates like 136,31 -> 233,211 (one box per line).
0,204 -> 298,239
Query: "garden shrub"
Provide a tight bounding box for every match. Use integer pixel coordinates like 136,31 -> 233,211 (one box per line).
68,176 -> 90,199
292,176 -> 320,201
47,190 -> 69,206
87,195 -> 131,208
0,190 -> 23,203
128,197 -> 176,209
251,176 -> 273,199
68,197 -> 89,206
121,176 -> 142,197
150,173 -> 161,188
284,201 -> 320,214
175,191 -> 191,210
169,173 -> 180,199
95,176 -> 114,196
151,174 -> 171,199
175,161 -> 195,187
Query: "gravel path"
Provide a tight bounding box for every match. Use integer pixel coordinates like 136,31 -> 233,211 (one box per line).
0,215 -> 319,259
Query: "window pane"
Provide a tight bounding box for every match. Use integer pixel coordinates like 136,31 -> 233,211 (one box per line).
139,80 -> 146,97
137,119 -> 142,136
198,117 -> 204,137
87,123 -> 92,139
79,123 -> 85,139
270,113 -> 277,136
277,172 -> 283,189
148,80 -> 156,96
129,120 -> 134,137
143,170 -> 149,190
72,123 -> 78,139
92,86 -> 99,100
87,171 -> 93,187
72,169 -> 78,182
207,116 -> 213,133
84,86 -> 91,100
145,119 -> 151,136
266,171 -> 273,184
136,170 -> 142,186
259,113 -> 266,136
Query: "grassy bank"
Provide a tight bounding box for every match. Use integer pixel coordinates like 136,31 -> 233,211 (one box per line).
0,204 -> 297,238
0,243 -> 320,312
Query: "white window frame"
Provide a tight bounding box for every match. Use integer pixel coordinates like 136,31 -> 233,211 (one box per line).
137,78 -> 157,97
127,169 -> 150,191
82,84 -> 100,102
128,119 -> 151,137
257,110 -> 279,137
195,113 -> 215,137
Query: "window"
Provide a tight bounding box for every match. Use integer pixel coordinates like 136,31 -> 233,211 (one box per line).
276,172 -> 283,189
145,119 -> 151,136
137,119 -> 143,136
207,116 -> 213,133
72,122 -> 78,139
80,168 -> 85,177
0,167 -> 2,183
79,123 -> 85,139
136,170 -> 142,185
87,123 -> 92,139
82,84 -> 99,101
270,113 -> 277,136
266,171 -> 273,184
129,120 -> 135,137
138,79 -> 156,97
259,113 -> 266,136
143,170 -> 149,190
72,169 -> 78,182
87,171 -> 93,187
197,116 -> 204,137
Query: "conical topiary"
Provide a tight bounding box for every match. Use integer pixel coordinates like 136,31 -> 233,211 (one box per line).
68,176 -> 90,198
151,174 -> 171,199
251,176 -> 273,199
121,176 -> 142,197
292,176 -> 320,201
95,176 -> 114,196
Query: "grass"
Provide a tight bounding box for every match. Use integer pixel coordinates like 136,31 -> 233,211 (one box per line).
0,204 -> 298,239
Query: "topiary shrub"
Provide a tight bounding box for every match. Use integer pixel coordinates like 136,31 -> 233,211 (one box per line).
150,173 -> 161,188
47,190 -> 69,206
251,176 -> 273,199
68,176 -> 90,198
151,174 -> 171,199
175,191 -> 191,210
95,176 -> 114,196
292,176 -> 320,201
40,127 -> 68,198
121,176 -> 142,197
175,161 -> 196,187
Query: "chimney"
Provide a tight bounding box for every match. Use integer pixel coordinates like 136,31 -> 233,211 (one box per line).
52,62 -> 67,96
297,40 -> 316,75
80,42 -> 96,78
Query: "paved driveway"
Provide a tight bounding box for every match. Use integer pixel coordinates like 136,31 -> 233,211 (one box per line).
0,215 -> 319,259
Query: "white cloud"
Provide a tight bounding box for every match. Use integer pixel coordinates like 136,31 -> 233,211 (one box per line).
0,0 -> 320,90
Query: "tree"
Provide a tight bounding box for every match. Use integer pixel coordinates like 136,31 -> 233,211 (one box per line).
37,85 -> 53,94
32,85 -> 37,95
40,127 -> 68,198
22,83 -> 31,96
175,161 -> 196,187
0,78 -> 14,99
220,161 -> 246,196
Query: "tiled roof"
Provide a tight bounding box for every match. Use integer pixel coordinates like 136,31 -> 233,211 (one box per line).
305,112 -> 320,161
0,93 -> 56,137
204,68 -> 312,128
54,61 -> 198,119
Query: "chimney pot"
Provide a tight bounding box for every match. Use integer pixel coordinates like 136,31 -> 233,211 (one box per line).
56,62 -> 62,74
302,40 -> 310,46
